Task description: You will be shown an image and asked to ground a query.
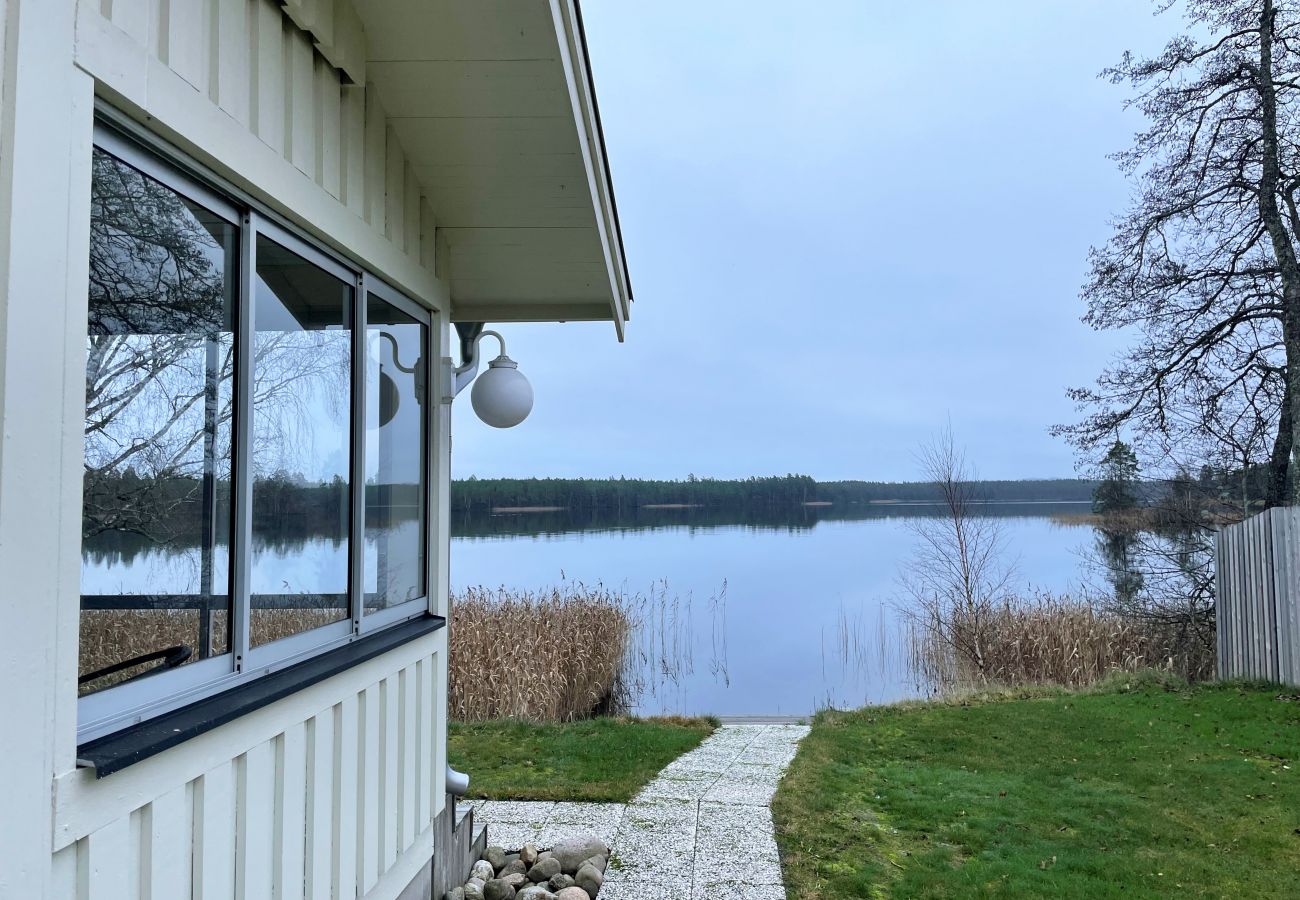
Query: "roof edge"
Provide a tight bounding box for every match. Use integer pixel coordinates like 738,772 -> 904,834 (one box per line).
550,0 -> 632,341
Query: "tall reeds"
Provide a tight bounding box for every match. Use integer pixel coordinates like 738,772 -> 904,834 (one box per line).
449,585 -> 631,721
449,580 -> 724,722
909,591 -> 1216,691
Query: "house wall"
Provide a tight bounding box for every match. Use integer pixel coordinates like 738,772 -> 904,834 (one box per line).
77,0 -> 444,305
0,1 -> 455,896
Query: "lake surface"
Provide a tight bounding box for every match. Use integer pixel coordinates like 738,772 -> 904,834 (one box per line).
450,502 -> 1097,716
81,502 -> 1098,716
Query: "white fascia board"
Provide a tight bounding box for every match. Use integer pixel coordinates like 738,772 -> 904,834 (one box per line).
548,0 -> 631,342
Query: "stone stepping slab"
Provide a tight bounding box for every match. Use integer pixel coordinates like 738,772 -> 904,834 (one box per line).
472,723 -> 809,899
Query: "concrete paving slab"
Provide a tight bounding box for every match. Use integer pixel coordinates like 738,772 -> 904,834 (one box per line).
472,723 -> 810,897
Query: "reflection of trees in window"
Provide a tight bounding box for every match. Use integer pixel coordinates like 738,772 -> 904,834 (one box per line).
84,149 -> 235,547
83,152 -> 351,549
81,149 -> 238,689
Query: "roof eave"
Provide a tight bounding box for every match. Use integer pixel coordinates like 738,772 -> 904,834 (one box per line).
551,0 -> 632,341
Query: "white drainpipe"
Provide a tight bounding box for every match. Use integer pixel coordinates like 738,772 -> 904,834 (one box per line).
446,764 -> 470,797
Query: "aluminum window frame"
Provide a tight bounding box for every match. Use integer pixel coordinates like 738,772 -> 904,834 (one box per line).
358,275 -> 435,632
78,118 -> 436,745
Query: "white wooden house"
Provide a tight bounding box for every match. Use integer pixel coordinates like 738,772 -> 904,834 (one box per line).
0,0 -> 631,897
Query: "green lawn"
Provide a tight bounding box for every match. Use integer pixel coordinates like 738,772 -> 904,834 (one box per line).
773,675 -> 1300,899
448,716 -> 715,802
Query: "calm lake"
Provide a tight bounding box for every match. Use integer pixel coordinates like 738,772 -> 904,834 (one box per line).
81,502 -> 1098,716
450,502 -> 1097,717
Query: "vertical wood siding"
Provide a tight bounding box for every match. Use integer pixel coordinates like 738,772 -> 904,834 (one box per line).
1216,507 -> 1300,685
64,650 -> 442,899
82,0 -> 436,278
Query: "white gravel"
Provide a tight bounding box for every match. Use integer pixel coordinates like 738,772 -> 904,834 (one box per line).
470,723 -> 810,899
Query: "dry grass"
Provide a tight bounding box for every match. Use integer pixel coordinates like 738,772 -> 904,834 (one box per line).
450,585 -> 632,721
911,592 -> 1216,691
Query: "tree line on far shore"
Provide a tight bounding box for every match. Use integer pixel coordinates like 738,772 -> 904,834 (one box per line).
450,475 -> 1101,512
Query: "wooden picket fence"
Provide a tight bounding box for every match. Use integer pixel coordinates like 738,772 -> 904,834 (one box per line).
1215,506 -> 1300,685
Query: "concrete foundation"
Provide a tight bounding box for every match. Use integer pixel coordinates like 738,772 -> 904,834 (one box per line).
396,796 -> 486,900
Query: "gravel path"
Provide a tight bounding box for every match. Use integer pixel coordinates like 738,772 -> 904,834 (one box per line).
470,723 -> 810,899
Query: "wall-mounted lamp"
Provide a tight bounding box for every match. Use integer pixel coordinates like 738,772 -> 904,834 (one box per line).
450,327 -> 533,428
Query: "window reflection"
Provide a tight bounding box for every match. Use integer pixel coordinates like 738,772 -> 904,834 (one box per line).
250,236 -> 353,645
365,295 -> 428,610
80,149 -> 237,695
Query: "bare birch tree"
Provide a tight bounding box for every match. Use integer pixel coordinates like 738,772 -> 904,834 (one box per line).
900,428 -> 1018,683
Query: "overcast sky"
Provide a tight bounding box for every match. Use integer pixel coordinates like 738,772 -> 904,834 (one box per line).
450,1 -> 1177,483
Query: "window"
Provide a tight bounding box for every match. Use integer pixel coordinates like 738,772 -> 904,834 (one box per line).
365,294 -> 430,612
78,126 -> 434,742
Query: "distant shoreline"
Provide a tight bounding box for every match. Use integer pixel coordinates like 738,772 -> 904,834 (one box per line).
485,499 -> 1095,515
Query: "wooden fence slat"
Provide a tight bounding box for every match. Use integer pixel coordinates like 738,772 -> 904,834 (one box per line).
1216,508 -> 1300,686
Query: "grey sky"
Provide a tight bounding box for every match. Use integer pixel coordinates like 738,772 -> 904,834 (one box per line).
451,1 -> 1176,482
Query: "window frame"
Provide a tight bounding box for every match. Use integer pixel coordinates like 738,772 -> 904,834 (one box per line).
78,118 -> 437,745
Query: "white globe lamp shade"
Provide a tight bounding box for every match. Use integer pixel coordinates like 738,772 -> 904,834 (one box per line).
470,355 -> 533,428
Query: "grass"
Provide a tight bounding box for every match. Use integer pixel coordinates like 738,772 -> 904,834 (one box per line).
448,715 -> 716,802
773,673 -> 1300,899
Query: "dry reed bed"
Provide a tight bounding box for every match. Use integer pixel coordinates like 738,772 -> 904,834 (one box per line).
449,585 -> 632,721
912,593 -> 1216,691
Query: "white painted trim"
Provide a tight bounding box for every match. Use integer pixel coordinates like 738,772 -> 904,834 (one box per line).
0,2 -> 88,893
547,0 -> 629,339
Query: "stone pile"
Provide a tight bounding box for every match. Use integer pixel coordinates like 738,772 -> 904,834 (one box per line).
444,834 -> 609,900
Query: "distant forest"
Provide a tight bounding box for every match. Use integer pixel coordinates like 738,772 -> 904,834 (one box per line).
450,475 -> 1100,512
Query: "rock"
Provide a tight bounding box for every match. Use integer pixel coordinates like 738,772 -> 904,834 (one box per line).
504,853 -> 521,867
536,851 -> 554,862
516,887 -> 557,900
554,889 -> 590,900
574,862 -> 603,898
483,880 -> 516,900
472,860 -> 496,882
547,874 -> 575,891
502,873 -> 528,889
526,856 -> 562,883
484,847 -> 508,872
444,889 -> 466,900
520,842 -> 539,866
500,860 -> 527,878
579,855 -> 607,875
550,836 -> 608,875
464,881 -> 485,900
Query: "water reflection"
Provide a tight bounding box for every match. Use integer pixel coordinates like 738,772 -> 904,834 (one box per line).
452,500 -> 1094,539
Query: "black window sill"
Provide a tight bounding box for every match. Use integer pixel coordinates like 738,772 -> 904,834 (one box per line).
78,613 -> 446,778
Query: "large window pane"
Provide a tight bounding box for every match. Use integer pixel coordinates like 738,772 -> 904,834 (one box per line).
364,295 -> 428,610
250,236 -> 353,646
80,149 -> 237,695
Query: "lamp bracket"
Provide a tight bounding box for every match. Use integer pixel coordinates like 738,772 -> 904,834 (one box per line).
444,322 -> 509,401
